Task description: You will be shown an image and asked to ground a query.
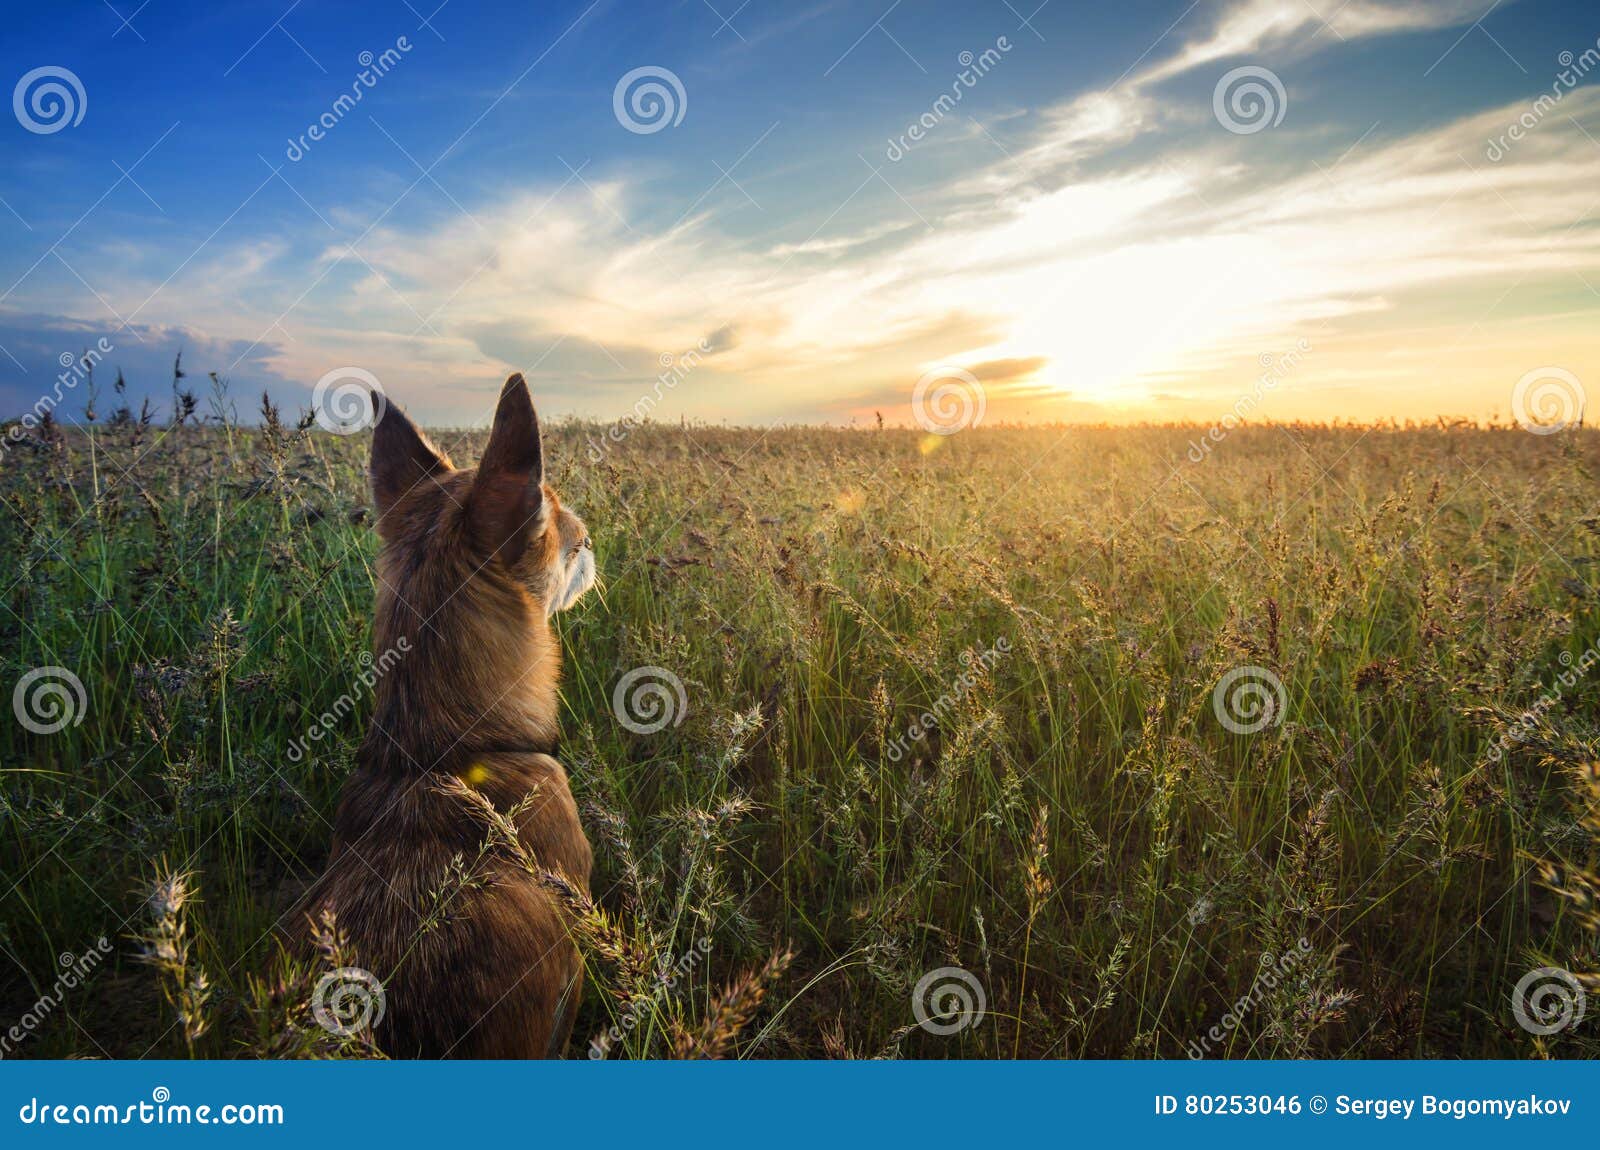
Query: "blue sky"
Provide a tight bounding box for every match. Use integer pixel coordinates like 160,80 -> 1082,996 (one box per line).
2,0 -> 1598,427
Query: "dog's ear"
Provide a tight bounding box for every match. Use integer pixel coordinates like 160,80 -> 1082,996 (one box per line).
370,402 -> 451,526
468,373 -> 546,565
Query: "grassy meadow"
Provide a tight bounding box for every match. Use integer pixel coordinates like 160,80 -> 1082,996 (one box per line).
2,393 -> 1599,1059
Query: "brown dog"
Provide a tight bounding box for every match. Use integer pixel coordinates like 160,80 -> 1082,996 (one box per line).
301,374 -> 595,1057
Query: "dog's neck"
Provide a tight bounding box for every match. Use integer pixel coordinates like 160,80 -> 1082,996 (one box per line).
361,553 -> 562,773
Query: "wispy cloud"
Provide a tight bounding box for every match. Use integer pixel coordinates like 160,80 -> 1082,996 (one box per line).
1140,0 -> 1493,85
293,82 -> 1596,424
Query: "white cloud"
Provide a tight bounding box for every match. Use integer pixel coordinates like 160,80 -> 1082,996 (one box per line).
1139,0 -> 1493,86
254,80 -> 1595,424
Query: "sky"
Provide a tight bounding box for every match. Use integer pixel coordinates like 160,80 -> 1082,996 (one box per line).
0,0 -> 1597,429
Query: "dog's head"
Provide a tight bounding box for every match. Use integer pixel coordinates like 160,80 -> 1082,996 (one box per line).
368,374 -> 595,616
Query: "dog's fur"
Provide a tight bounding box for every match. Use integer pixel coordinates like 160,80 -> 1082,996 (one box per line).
300,374 -> 596,1058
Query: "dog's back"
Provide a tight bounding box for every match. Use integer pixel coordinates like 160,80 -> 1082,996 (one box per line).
310,751 -> 591,1057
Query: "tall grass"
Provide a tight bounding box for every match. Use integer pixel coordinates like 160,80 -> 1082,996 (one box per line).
1,397 -> 1596,1057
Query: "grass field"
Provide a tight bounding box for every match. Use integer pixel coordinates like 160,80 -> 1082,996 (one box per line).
2,395 -> 1598,1058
